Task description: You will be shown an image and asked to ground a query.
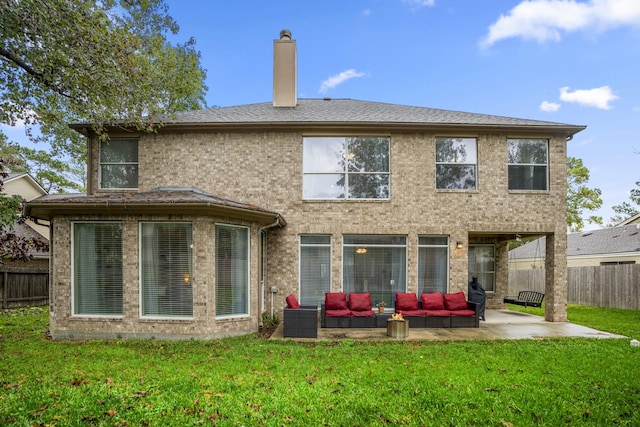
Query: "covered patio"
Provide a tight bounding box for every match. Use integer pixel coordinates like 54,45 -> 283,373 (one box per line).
270,309 -> 624,341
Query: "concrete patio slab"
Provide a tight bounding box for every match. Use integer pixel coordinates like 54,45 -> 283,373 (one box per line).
270,309 -> 625,341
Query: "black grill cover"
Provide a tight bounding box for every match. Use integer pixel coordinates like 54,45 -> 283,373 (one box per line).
468,277 -> 486,321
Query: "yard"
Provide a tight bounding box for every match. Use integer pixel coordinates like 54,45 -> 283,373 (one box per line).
1,305 -> 639,426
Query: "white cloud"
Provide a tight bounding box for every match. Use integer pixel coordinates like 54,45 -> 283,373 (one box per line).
540,100 -> 561,112
362,9 -> 371,16
319,69 -> 367,94
403,0 -> 435,7
559,86 -> 618,109
481,0 -> 640,47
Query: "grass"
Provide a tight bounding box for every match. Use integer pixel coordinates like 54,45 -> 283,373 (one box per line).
1,306 -> 639,426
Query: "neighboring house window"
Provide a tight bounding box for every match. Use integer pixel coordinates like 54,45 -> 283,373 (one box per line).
508,139 -> 548,190
100,138 -> 138,189
601,261 -> 635,265
468,245 -> 495,292
343,235 -> 406,308
303,136 -> 390,199
72,222 -> 123,316
215,224 -> 249,317
436,138 -> 477,190
418,236 -> 449,294
299,235 -> 331,307
140,222 -> 193,318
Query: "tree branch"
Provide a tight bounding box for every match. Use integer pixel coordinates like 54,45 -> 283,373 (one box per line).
0,47 -> 72,99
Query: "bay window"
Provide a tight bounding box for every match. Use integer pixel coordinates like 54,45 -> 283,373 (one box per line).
140,222 -> 193,317
215,224 -> 249,317
72,222 -> 123,316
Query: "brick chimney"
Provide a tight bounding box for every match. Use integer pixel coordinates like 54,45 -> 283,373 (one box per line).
273,29 -> 297,107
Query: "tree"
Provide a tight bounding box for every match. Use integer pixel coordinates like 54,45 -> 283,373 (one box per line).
566,156 -> 603,232
0,0 -> 207,164
610,179 -> 640,225
0,133 -> 85,193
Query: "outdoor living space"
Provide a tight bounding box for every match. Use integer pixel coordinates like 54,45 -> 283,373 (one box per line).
270,309 -> 625,341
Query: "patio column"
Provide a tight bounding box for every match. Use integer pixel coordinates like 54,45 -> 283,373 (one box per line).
544,232 -> 568,322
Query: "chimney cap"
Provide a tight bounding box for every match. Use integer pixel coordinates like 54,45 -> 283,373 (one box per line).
279,29 -> 292,40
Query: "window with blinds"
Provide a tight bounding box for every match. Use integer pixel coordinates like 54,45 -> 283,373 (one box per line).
73,222 -> 123,316
299,235 -> 331,307
418,236 -> 449,294
215,224 -> 249,317
140,222 -> 193,318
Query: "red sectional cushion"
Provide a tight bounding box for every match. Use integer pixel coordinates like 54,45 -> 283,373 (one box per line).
444,292 -> 469,311
350,309 -> 375,317
349,293 -> 372,312
325,309 -> 352,317
400,309 -> 426,316
285,294 -> 300,309
325,292 -> 347,310
425,309 -> 451,317
395,293 -> 419,311
450,309 -> 475,317
421,292 -> 445,310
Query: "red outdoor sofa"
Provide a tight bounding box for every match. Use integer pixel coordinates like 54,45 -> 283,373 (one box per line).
321,291 -> 479,328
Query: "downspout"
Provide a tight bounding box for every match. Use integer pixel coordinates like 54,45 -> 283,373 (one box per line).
258,217 -> 281,324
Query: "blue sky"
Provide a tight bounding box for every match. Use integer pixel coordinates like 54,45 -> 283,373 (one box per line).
3,0 -> 639,228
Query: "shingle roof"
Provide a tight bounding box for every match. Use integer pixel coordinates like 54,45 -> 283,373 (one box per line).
510,224 -> 640,259
25,187 -> 286,226
159,98 -> 583,130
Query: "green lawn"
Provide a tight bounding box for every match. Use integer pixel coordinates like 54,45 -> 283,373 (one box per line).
1,306 -> 639,426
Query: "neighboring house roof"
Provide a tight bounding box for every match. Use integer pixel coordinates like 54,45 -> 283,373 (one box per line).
71,98 -> 585,136
510,224 -> 640,259
617,212 -> 640,226
4,172 -> 47,199
25,187 -> 286,226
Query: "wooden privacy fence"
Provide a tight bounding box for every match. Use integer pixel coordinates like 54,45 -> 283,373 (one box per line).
508,264 -> 640,310
0,267 -> 49,309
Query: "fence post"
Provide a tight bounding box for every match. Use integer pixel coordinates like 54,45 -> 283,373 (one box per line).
2,270 -> 7,309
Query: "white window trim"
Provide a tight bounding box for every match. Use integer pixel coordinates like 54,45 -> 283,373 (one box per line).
99,139 -> 139,190
71,221 -> 124,318
507,139 -> 549,192
138,221 -> 194,320
299,235 -> 332,306
417,235 -> 450,295
435,137 -> 478,191
215,223 -> 251,320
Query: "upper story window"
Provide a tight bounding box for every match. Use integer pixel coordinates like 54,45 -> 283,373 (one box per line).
435,138 -> 477,190
508,139 -> 548,191
303,136 -> 390,199
100,138 -> 138,189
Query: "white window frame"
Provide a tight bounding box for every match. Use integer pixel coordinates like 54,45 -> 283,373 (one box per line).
99,138 -> 139,190
71,221 -> 124,317
299,235 -> 332,307
435,137 -> 477,190
215,223 -> 251,319
507,139 -> 549,191
302,136 -> 391,200
417,235 -> 450,295
139,221 -> 194,319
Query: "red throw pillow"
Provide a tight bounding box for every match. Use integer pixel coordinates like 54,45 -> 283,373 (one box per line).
349,293 -> 372,311
395,293 -> 419,311
325,292 -> 347,310
285,294 -> 300,309
421,292 -> 445,310
444,292 -> 468,311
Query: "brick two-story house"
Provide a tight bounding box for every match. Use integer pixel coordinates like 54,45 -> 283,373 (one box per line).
26,31 -> 585,340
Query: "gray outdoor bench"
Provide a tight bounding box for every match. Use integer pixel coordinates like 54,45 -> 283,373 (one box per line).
503,291 -> 545,308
